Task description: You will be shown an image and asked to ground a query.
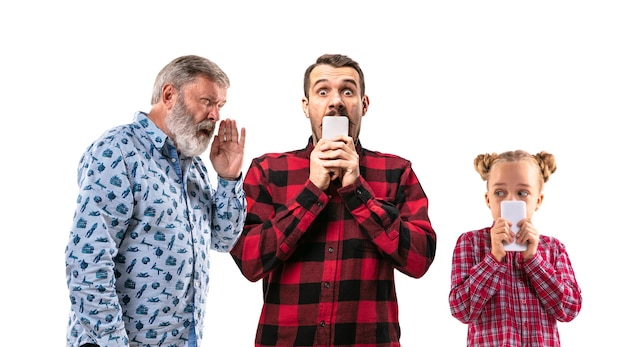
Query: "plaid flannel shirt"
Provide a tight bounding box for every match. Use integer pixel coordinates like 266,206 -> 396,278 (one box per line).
231,138 -> 436,347
449,226 -> 583,347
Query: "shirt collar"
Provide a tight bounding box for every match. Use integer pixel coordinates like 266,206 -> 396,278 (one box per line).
133,111 -> 171,151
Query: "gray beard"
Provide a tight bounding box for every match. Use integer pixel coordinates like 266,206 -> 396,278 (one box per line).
165,99 -> 215,157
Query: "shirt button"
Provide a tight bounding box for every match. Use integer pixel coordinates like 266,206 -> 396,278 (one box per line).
171,158 -> 177,163
324,282 -> 330,288
320,321 -> 325,327
328,247 -> 334,253
317,202 -> 323,208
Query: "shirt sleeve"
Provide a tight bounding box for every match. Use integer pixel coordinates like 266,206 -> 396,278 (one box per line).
448,232 -> 508,323
230,158 -> 329,282
210,175 -> 247,252
65,141 -> 131,346
340,163 -> 437,278
522,238 -> 583,322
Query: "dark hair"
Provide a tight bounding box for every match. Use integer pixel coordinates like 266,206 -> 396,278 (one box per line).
303,54 -> 365,99
151,55 -> 230,105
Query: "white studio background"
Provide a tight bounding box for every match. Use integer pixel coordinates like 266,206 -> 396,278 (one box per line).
1,1 -> 623,346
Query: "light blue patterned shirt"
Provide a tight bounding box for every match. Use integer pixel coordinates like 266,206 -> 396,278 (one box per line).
65,112 -> 246,347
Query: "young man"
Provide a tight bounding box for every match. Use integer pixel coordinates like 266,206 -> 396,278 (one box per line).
231,54 -> 437,346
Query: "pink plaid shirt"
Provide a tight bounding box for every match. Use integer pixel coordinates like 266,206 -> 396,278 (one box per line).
449,226 -> 582,347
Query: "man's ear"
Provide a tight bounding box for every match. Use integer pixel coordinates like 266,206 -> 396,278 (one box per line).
162,84 -> 177,109
362,95 -> 370,115
302,97 -> 310,118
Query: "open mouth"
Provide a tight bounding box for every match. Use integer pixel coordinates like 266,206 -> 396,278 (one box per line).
197,123 -> 214,137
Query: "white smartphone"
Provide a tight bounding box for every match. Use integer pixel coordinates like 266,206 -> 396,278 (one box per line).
322,116 -> 349,140
501,200 -> 527,251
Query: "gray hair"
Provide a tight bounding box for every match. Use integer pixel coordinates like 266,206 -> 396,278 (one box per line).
151,55 -> 230,105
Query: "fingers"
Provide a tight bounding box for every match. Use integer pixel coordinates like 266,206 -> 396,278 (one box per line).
318,138 -> 360,187
518,221 -> 539,259
492,218 -> 539,261
239,126 -> 246,147
309,144 -> 333,190
516,222 -> 538,244
317,137 -> 357,163
492,219 -> 514,244
318,135 -> 353,151
218,119 -> 243,144
221,119 -> 235,142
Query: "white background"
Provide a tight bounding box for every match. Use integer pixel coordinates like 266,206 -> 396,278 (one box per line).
1,1 -> 624,346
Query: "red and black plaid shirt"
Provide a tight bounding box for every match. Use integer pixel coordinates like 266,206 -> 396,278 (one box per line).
231,138 -> 436,347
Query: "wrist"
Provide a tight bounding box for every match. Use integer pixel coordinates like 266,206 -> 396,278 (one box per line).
220,172 -> 241,181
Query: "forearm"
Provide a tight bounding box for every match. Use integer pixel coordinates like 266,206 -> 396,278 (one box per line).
342,176 -> 436,277
211,176 -> 247,252
66,236 -> 128,345
524,253 -> 583,322
231,180 -> 328,281
449,253 -> 506,323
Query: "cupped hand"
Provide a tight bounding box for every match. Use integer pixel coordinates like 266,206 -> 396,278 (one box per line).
210,118 -> 246,180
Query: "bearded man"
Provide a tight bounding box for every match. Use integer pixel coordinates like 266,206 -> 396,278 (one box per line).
64,55 -> 247,347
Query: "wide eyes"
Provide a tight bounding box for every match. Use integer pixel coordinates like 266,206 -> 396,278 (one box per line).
317,88 -> 355,97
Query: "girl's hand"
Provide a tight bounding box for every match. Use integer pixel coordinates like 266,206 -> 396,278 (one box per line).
490,218 -> 515,262
516,219 -> 539,260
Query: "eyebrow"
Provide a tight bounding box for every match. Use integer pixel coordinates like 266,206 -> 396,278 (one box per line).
312,78 -> 358,89
492,182 -> 533,189
199,97 -> 227,108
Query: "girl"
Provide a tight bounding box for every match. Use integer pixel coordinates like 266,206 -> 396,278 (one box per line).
449,150 -> 582,346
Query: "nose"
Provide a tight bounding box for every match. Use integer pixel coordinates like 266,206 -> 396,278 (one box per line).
207,105 -> 220,122
328,91 -> 345,110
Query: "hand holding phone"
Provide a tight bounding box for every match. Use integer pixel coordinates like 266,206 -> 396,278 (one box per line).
322,116 -> 349,140
501,201 -> 528,251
